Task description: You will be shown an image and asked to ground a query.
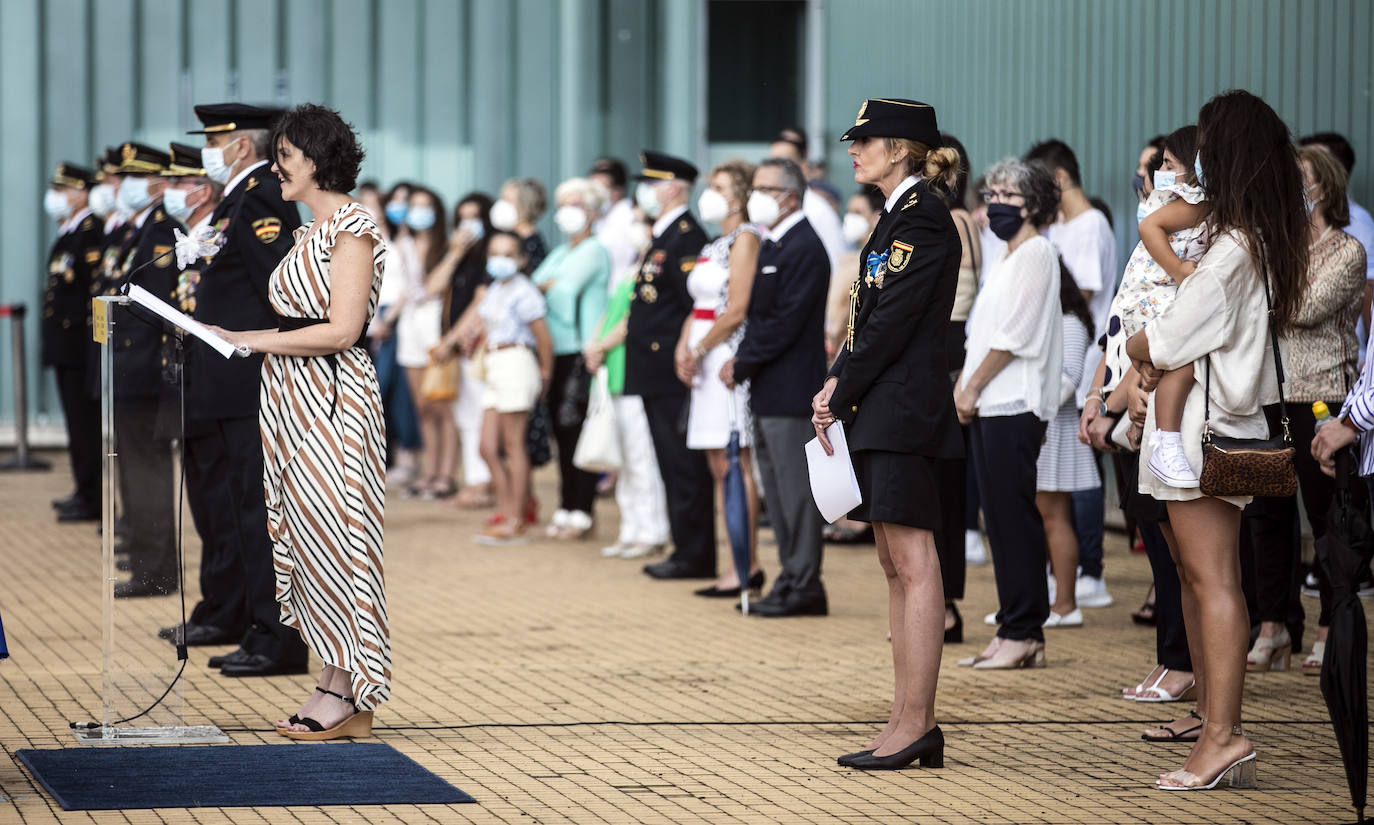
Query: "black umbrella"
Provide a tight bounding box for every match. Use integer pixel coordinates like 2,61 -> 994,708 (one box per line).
1317,451 -> 1370,825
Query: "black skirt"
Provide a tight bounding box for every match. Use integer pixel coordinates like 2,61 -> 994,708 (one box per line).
848,449 -> 941,529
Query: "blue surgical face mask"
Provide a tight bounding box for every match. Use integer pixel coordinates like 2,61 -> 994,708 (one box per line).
1153,170 -> 1177,191
405,206 -> 436,231
1193,155 -> 1205,189
486,255 -> 519,281
385,202 -> 408,226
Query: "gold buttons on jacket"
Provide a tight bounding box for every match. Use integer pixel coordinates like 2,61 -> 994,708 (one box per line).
852,405 -> 858,412
650,341 -> 660,352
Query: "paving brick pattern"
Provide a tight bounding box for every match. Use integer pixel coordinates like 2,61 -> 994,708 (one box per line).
0,453 -> 1363,823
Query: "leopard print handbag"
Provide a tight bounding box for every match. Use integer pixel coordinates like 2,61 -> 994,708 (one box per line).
1197,265 -> 1298,498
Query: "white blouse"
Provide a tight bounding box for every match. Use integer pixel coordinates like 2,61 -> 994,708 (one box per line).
961,235 -> 1063,422
1138,229 -> 1281,506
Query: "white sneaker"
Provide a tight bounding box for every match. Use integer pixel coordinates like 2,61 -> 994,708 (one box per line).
1301,572 -> 1320,598
965,530 -> 988,565
1076,574 -> 1115,608
1043,608 -> 1084,628
544,509 -> 571,538
601,542 -> 630,558
619,543 -> 664,559
984,611 -> 998,626
1147,431 -> 1199,488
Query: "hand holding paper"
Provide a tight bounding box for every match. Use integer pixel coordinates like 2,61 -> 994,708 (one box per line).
123,283 -> 250,359
805,421 -> 862,524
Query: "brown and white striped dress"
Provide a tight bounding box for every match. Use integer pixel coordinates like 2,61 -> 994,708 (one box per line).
260,202 -> 391,711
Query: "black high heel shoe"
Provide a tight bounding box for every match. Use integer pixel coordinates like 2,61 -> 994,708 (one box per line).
836,749 -> 874,766
694,569 -> 765,598
944,604 -> 963,644
847,726 -> 944,770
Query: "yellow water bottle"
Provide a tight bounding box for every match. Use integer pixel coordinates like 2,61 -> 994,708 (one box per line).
1312,401 -> 1333,431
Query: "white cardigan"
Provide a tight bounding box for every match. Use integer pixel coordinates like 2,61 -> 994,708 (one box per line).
1139,229 -> 1281,506
961,235 -> 1063,422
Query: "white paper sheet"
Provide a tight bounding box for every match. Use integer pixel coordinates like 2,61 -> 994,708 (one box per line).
124,284 -> 248,359
805,421 -> 863,524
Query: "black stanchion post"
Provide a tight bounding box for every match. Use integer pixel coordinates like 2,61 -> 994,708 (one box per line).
1,303 -> 52,471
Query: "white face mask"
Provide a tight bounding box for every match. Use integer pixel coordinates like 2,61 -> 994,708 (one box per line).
490,199 -> 519,231
635,182 -> 662,218
163,186 -> 203,224
1152,170 -> 1177,191
842,212 -> 870,246
486,255 -> 519,281
88,183 -> 117,218
554,204 -> 589,235
116,176 -> 156,214
201,138 -> 239,185
458,218 -> 485,240
696,189 -> 731,224
44,189 -> 72,221
747,190 -> 781,227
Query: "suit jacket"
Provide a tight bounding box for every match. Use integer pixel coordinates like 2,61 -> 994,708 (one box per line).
624,209 -> 707,398
828,179 -> 963,458
41,211 -> 104,367
187,164 -> 301,420
733,217 -> 829,418
108,206 -> 180,399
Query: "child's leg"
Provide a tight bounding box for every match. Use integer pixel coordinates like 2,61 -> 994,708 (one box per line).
1151,365 -> 1195,432
500,410 -> 532,527
478,408 -> 510,519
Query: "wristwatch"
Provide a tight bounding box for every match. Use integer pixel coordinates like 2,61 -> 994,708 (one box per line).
1341,416 -> 1361,434
1098,399 -> 1111,417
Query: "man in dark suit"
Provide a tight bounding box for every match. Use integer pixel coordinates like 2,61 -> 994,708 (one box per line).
725,158 -> 831,616
624,151 -> 716,580
41,163 -> 104,523
103,143 -> 181,598
173,103 -> 308,678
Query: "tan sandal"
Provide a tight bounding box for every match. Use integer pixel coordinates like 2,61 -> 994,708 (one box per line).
279,690 -> 374,741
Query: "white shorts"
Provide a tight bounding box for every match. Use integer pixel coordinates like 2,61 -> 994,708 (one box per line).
395,298 -> 442,369
481,347 -> 542,413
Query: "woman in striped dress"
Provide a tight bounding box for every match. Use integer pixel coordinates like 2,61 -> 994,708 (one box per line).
212,104 -> 390,741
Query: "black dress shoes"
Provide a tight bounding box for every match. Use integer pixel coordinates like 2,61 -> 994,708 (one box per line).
643,560 -> 716,580
847,726 -> 944,770
56,501 -> 100,522
836,749 -> 874,766
218,654 -> 310,678
162,624 -> 237,646
208,647 -> 252,669
694,570 -> 765,597
52,494 -> 78,510
751,589 -> 828,617
113,579 -> 176,599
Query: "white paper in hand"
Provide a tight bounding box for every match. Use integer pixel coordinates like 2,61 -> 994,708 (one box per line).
805,421 -> 862,524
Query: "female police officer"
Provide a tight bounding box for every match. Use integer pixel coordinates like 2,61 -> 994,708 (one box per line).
812,98 -> 963,771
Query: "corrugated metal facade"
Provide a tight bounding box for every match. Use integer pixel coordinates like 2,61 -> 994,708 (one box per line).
3,0 -> 1371,431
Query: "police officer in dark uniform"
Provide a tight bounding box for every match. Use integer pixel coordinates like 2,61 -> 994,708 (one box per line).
42,163 -> 104,522
177,103 -> 308,677
104,142 -> 182,598
624,151 -> 716,580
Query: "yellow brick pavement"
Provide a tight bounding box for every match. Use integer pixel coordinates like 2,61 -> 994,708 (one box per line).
0,452 -> 1364,824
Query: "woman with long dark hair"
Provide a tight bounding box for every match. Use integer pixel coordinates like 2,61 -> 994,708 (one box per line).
1125,89 -> 1309,790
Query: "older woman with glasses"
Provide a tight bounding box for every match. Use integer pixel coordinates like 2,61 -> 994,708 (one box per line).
954,159 -> 1063,671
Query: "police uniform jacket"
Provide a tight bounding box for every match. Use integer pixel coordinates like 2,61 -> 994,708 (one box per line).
41,210 -> 104,367
187,163 -> 300,421
827,177 -> 963,457
624,207 -> 707,398
109,206 -> 180,399
733,216 -> 829,418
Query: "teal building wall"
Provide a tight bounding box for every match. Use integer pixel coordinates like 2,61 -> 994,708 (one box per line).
2,0 -> 1372,434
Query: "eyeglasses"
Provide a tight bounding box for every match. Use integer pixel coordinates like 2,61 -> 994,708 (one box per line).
753,185 -> 794,195
981,189 -> 1024,204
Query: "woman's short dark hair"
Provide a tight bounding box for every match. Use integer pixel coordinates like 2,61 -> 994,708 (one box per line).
271,103 -> 364,194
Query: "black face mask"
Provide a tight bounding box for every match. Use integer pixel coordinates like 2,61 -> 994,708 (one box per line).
1132,173 -> 1146,198
986,203 -> 1025,241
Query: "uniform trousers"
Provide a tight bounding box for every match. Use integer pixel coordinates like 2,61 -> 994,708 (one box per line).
753,416 -> 824,597
55,364 -> 100,508
612,395 -> 669,546
185,414 -> 306,664
114,396 -> 176,588
971,412 -> 1049,642
640,391 -> 716,573
1072,469 -> 1106,579
935,430 -> 968,602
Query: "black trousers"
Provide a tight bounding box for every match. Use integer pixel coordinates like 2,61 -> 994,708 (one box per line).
640,391 -> 716,574
55,364 -> 100,507
547,353 -> 598,514
186,415 -> 306,664
971,413 -> 1048,642
114,396 -> 177,588
1244,402 -> 1339,633
1115,450 -> 1192,671
935,440 -> 967,602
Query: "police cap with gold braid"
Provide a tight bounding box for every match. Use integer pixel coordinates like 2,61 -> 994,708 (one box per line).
636,150 -> 698,184
50,163 -> 95,190
187,102 -> 284,135
116,142 -> 170,176
163,142 -> 208,177
840,98 -> 941,147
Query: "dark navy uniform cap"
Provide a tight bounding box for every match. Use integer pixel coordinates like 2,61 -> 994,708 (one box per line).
187,102 -> 284,135
116,142 -> 171,175
163,142 -> 208,177
840,98 -> 942,147
51,163 -> 96,190
637,150 -> 698,183
98,147 -> 122,177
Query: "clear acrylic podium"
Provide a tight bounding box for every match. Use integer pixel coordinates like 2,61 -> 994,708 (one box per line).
74,295 -> 226,745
